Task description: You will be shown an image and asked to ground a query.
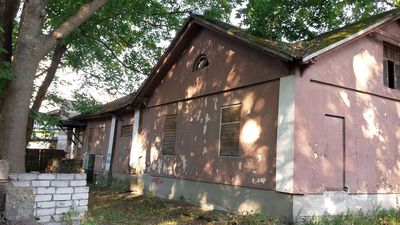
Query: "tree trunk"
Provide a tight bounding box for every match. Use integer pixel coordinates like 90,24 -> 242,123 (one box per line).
0,0 -> 108,172
26,44 -> 67,144
0,0 -> 20,62
0,0 -> 20,105
0,0 -> 48,172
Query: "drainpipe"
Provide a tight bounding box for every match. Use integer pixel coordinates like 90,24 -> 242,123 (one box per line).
105,116 -> 117,184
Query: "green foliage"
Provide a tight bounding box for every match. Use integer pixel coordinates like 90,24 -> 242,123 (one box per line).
0,61 -> 14,80
71,93 -> 101,114
29,110 -> 60,141
239,0 -> 397,41
40,0 -> 240,100
300,207 -> 400,225
61,209 -> 80,225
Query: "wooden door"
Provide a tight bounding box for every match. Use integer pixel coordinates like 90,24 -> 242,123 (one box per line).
322,115 -> 345,191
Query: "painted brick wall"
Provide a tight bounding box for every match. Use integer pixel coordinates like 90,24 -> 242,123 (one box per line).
9,173 -> 89,224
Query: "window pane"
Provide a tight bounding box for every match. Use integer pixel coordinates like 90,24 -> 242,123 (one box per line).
162,114 -> 177,155
220,123 -> 240,156
221,105 -> 241,123
120,125 -> 133,137
220,104 -> 241,157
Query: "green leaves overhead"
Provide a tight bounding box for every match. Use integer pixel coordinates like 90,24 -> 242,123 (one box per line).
240,0 -> 397,41
42,0 -> 240,98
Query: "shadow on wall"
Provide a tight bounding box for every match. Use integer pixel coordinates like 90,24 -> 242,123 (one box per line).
295,41 -> 400,194
145,83 -> 279,190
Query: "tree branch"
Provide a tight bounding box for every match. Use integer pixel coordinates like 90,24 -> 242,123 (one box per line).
40,0 -> 109,57
27,43 -> 67,143
94,38 -> 141,73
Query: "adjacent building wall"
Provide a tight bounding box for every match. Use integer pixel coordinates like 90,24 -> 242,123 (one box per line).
111,112 -> 135,176
84,118 -> 112,174
83,112 -> 135,177
294,21 -> 400,194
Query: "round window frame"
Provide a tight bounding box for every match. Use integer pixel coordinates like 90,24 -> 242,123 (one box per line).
192,54 -> 209,72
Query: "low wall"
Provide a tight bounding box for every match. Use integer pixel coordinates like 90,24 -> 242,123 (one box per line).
9,173 -> 89,224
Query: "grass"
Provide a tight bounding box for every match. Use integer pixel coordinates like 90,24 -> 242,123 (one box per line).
83,185 -> 283,225
300,207 -> 400,225
83,185 -> 400,225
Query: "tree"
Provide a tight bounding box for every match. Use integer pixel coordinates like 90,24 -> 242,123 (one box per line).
26,0 -> 241,142
0,0 -> 108,172
0,0 -> 240,172
239,0 -> 398,41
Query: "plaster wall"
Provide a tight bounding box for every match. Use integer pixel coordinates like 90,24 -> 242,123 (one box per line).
141,81 -> 279,190
147,28 -> 291,107
84,118 -> 111,173
111,112 -> 134,175
294,21 -> 400,194
140,27 -> 292,190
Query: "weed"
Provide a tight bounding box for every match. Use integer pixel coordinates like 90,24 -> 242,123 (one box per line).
61,209 -> 79,225
300,207 -> 400,225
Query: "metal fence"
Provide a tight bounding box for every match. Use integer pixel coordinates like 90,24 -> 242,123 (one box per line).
25,148 -> 66,172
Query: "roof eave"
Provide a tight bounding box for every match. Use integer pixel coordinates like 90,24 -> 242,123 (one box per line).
302,14 -> 400,63
191,16 -> 295,62
130,17 -> 196,107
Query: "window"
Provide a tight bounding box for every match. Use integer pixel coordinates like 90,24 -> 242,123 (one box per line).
193,54 -> 209,71
87,128 -> 94,153
162,114 -> 177,155
121,125 -> 133,137
383,44 -> 400,89
219,104 -> 241,157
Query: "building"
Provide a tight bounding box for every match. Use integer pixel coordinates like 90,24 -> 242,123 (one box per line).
62,94 -> 135,179
66,9 -> 400,222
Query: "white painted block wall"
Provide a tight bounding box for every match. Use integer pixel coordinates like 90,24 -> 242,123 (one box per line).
9,173 -> 89,224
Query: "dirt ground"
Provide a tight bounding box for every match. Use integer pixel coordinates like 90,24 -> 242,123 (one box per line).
84,187 -> 283,225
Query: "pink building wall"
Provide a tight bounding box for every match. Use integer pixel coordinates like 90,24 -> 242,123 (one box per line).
141,27 -> 291,190
294,21 -> 400,194
84,118 -> 111,173
83,112 -> 134,176
111,112 -> 134,175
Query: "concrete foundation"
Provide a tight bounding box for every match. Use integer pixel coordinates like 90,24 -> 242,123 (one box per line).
293,191 -> 400,219
141,174 -> 293,222
139,174 -> 400,223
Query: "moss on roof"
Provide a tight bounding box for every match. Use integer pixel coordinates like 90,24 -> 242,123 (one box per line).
298,8 -> 400,56
195,15 -> 297,57
194,8 -> 400,59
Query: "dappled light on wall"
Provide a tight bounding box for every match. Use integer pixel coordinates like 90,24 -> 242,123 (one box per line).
362,107 -> 380,139
240,119 -> 261,145
353,50 -> 379,90
339,90 -> 351,107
